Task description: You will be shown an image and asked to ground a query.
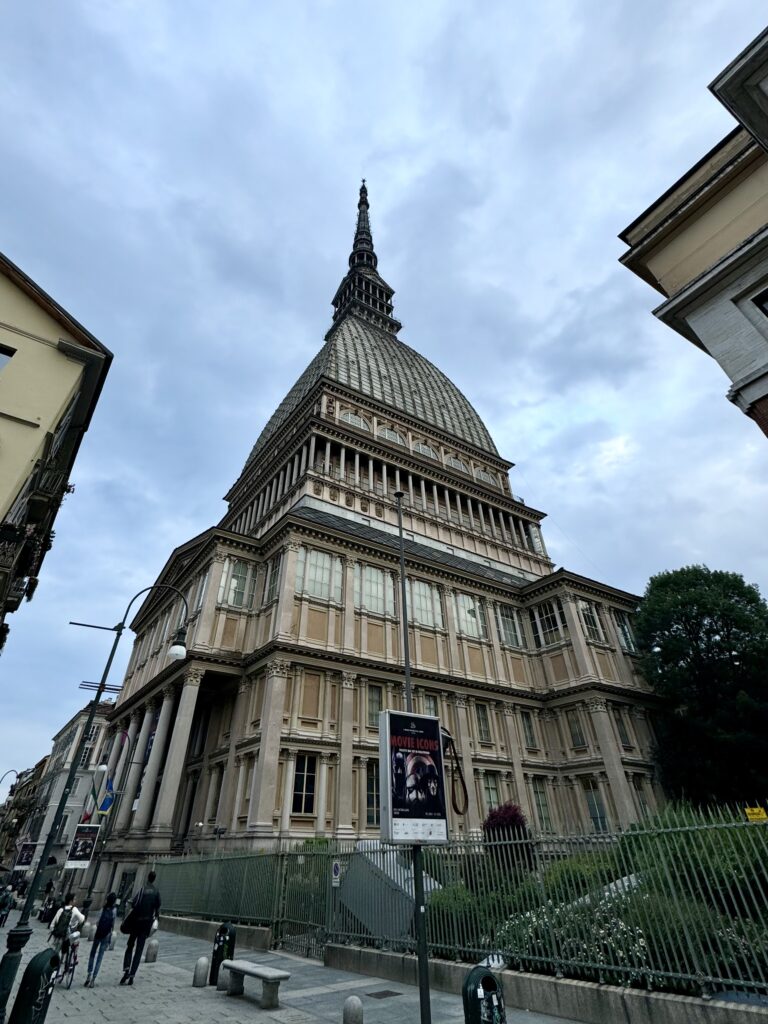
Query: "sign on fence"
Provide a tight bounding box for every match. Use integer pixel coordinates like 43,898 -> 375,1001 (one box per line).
379,710 -> 448,844
745,806 -> 768,822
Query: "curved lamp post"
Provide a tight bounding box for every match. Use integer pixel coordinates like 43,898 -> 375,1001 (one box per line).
0,583 -> 189,1024
0,771 -> 18,794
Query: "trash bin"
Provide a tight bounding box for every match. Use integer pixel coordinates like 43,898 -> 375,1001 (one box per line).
8,948 -> 59,1024
208,922 -> 236,986
461,964 -> 506,1024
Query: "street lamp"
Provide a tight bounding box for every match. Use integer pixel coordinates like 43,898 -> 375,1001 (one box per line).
0,583 -> 190,1024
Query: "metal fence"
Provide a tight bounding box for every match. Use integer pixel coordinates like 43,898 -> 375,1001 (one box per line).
152,806 -> 768,998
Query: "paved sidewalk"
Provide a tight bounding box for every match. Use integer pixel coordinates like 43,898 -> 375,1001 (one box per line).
7,919 -> 582,1024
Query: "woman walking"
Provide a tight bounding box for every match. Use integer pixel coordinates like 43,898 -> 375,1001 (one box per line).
120,871 -> 161,986
85,892 -> 116,987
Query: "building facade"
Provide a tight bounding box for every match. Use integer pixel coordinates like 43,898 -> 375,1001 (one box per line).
94,186 -> 658,898
620,27 -> 768,437
19,701 -> 113,887
0,758 -> 48,878
0,251 -> 112,650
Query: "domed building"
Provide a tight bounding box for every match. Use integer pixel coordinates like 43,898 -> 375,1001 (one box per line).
94,186 -> 658,896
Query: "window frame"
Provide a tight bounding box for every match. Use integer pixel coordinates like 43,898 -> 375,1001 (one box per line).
475,703 -> 492,744
367,684 -> 383,728
291,754 -> 317,815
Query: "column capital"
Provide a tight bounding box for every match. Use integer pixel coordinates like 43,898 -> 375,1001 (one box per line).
183,666 -> 205,687
129,708 -> 143,723
500,701 -> 515,716
286,540 -> 301,553
267,658 -> 292,678
320,751 -> 337,766
357,756 -> 369,768
586,698 -> 608,714
281,748 -> 297,762
341,672 -> 357,689
162,683 -> 177,701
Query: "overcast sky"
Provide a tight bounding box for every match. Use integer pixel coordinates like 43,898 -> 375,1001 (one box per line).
1,2 -> 767,801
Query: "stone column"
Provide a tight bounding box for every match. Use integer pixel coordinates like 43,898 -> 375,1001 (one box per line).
335,672 -> 356,837
277,541 -> 300,638
229,757 -> 246,832
217,675 -> 254,826
315,753 -> 332,836
484,598 -> 502,679
560,593 -> 592,679
588,698 -> 635,828
248,658 -> 290,837
343,557 -> 356,653
202,765 -> 219,826
279,750 -> 297,835
150,668 -> 204,833
453,697 -> 481,829
112,713 -> 139,801
115,703 -> 156,832
308,434 -> 316,470
440,585 -> 459,673
195,554 -> 227,652
357,757 -> 368,833
499,703 -> 534,824
133,686 -> 177,832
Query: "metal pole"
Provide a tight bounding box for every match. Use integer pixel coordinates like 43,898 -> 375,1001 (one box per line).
393,490 -> 431,1024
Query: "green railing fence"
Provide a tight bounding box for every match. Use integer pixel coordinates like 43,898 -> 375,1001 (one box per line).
152,805 -> 768,998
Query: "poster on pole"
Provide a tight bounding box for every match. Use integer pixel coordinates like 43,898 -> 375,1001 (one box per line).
14,842 -> 37,869
379,710 -> 448,844
65,824 -> 100,869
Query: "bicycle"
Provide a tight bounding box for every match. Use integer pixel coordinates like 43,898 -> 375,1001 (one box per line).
54,932 -> 80,989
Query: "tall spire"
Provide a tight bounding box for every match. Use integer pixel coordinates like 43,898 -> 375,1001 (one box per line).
330,181 -> 401,336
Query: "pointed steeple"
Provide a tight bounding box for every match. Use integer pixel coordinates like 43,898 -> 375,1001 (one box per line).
329,181 -> 401,336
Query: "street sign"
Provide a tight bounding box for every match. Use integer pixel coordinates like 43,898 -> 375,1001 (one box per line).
745,806 -> 768,822
331,860 -> 341,888
379,710 -> 448,844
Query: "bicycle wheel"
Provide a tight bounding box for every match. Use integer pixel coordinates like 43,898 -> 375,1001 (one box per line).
65,950 -> 76,989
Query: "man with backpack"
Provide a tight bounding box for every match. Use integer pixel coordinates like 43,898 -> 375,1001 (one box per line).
49,893 -> 85,953
120,871 -> 161,986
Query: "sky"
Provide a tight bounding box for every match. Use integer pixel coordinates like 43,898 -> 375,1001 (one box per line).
1,1 -> 767,800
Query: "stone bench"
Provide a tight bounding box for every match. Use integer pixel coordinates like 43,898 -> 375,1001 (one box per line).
220,959 -> 291,1009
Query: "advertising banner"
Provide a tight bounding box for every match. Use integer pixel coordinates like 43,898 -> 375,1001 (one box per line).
65,823 -> 100,870
14,842 -> 36,869
379,710 -> 448,844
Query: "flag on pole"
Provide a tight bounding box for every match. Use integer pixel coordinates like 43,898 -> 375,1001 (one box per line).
98,778 -> 115,816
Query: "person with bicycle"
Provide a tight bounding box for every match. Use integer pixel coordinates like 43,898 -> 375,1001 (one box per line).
49,892 -> 85,954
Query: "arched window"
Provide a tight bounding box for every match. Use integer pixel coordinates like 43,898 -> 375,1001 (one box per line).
340,409 -> 371,431
377,425 -> 405,445
445,454 -> 468,473
475,467 -> 497,485
413,441 -> 438,459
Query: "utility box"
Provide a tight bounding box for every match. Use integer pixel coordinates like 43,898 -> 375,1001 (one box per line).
461,965 -> 506,1024
209,922 -> 236,986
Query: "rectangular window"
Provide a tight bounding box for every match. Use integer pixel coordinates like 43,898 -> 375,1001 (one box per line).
483,772 -> 500,811
582,777 -> 608,832
531,777 -> 552,831
228,559 -> 249,607
614,610 -> 637,653
195,568 -> 210,612
475,703 -> 492,743
579,600 -> 604,642
0,345 -> 15,372
266,552 -> 282,603
366,760 -> 380,826
296,547 -> 342,602
613,706 -> 632,746
409,579 -> 443,628
520,709 -> 536,748
79,745 -> 93,769
495,603 -> 525,647
292,754 -> 317,814
424,693 -> 438,717
454,592 -> 488,639
69,777 -> 80,796
528,598 -> 568,648
360,565 -> 390,614
633,775 -> 649,817
367,684 -> 383,728
566,710 -> 586,747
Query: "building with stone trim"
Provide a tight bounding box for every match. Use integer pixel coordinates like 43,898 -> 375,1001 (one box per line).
621,27 -> 768,438
93,185 -> 659,899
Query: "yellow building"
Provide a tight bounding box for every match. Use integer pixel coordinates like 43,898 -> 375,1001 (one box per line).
0,252 -> 112,649
621,27 -> 768,437
94,186 -> 658,899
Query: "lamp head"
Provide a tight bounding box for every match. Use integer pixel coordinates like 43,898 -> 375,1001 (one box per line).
168,625 -> 187,661
96,764 -> 108,774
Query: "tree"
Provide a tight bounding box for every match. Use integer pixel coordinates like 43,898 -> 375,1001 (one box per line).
634,565 -> 768,803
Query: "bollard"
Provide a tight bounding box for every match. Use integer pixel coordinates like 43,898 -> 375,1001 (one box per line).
342,995 -> 364,1023
8,948 -> 59,1024
144,938 -> 159,963
209,922 -> 236,986
193,957 -> 209,988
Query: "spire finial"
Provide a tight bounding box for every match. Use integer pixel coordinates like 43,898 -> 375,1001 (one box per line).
351,179 -> 374,266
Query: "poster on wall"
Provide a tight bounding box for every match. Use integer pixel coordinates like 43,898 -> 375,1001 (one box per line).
65,824 -> 100,870
14,842 -> 37,869
379,710 -> 448,844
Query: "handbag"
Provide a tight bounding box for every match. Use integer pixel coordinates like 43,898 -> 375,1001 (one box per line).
150,918 -> 158,934
119,909 -> 134,935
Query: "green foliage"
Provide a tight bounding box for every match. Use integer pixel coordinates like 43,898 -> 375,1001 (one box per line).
635,565 -> 768,802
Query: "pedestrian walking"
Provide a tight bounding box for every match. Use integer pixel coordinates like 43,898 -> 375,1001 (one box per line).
0,886 -> 13,927
84,892 -> 117,987
120,871 -> 160,986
